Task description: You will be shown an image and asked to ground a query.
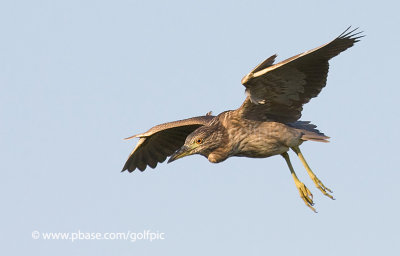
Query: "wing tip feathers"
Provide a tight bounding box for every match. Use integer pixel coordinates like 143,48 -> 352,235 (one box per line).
337,26 -> 365,41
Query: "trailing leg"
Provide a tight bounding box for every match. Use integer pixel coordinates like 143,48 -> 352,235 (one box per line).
281,152 -> 316,212
291,146 -> 334,200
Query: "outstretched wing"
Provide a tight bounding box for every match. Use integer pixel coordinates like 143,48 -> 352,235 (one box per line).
237,27 -> 363,123
122,115 -> 214,172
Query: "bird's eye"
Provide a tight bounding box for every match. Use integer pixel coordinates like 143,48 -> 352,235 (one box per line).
196,138 -> 203,144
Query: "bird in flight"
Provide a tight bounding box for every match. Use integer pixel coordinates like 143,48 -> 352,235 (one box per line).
122,27 -> 363,212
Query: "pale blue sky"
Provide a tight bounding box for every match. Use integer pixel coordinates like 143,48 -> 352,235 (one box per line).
1,0 -> 399,255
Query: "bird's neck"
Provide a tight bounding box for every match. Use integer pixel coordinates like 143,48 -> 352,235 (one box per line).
205,111 -> 236,163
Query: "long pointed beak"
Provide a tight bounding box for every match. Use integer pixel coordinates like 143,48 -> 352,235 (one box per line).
168,145 -> 194,163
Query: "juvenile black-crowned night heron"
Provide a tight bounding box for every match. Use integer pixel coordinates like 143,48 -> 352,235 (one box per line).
122,27 -> 363,212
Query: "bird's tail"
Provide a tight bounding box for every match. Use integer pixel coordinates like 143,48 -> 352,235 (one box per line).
301,133 -> 330,143
289,121 -> 330,143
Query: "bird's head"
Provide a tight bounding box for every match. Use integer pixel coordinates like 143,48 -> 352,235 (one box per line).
168,125 -> 223,163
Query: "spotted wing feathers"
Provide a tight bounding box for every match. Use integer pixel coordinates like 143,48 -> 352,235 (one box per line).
122,115 -> 214,172
239,27 -> 363,123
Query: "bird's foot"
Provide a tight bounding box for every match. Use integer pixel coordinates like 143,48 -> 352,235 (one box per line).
310,175 -> 335,200
294,179 -> 316,212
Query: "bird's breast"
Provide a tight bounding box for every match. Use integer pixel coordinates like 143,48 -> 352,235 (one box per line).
228,121 -> 302,158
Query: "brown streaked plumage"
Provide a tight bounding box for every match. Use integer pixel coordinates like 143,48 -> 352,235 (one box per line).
122,27 -> 363,212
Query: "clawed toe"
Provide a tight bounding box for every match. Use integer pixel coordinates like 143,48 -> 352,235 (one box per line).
312,176 -> 335,200
296,181 -> 316,212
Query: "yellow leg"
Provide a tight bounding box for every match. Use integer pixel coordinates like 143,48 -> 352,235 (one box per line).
281,152 -> 316,212
291,146 -> 334,200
